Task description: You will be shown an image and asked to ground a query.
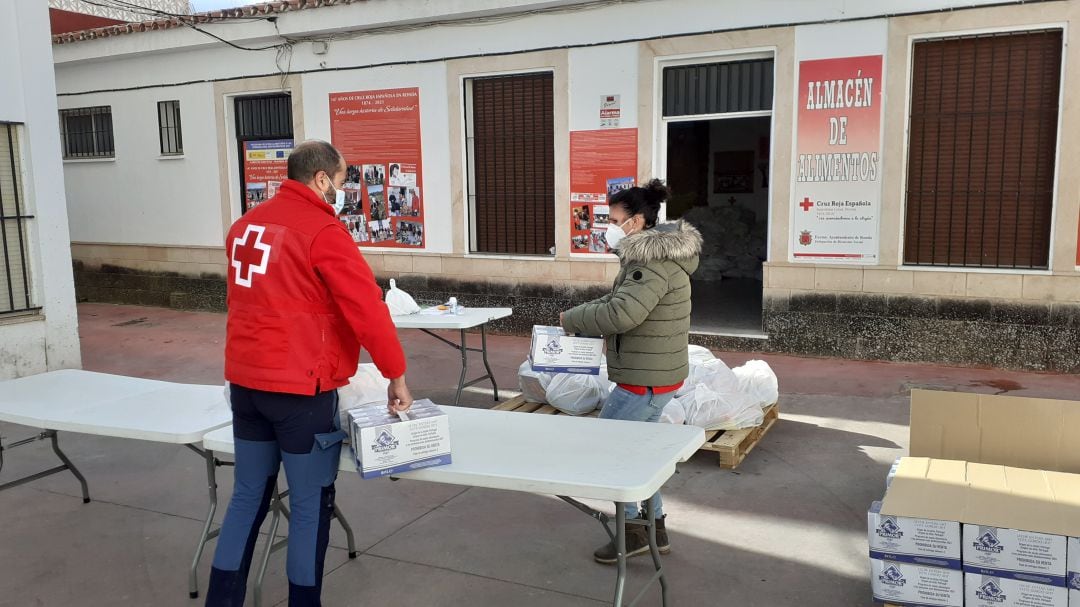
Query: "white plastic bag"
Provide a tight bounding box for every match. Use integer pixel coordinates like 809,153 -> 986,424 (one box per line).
659,399 -> 686,425
679,383 -> 764,431
385,279 -> 421,316
545,368 -> 612,415
732,360 -> 779,410
687,345 -> 716,365
517,360 -> 550,404
338,363 -> 390,428
677,357 -> 740,397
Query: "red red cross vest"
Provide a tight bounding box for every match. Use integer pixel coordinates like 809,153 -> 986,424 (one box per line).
224,179 -> 405,395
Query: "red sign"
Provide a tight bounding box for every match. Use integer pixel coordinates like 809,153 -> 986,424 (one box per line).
569,128 -> 638,254
329,88 -> 425,248
242,139 -> 292,213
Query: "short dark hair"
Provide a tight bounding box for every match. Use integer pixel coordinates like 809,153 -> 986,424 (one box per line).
609,179 -> 670,228
287,140 -> 343,183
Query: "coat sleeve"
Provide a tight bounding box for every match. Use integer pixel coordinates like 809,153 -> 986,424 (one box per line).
310,225 -> 407,380
561,263 -> 667,337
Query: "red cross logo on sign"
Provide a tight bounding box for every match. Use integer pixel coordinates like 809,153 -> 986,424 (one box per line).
231,225 -> 271,288
799,197 -> 814,211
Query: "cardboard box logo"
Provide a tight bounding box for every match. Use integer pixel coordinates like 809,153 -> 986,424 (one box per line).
973,529 -> 1005,554
974,578 -> 1006,603
879,564 -> 908,587
541,335 -> 564,356
876,516 -> 904,540
371,426 -> 399,453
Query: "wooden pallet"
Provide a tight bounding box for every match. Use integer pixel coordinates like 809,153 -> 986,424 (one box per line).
492,395 -> 779,469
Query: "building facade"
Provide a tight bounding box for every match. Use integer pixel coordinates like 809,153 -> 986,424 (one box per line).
1,0 -> 83,379
54,0 -> 1080,371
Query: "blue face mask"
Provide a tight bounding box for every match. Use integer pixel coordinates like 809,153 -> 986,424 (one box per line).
322,175 -> 346,215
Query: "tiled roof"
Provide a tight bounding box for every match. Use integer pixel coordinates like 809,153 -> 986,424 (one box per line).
52,0 -> 363,44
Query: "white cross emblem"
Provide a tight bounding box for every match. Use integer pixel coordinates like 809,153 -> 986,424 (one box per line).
231,224 -> 272,288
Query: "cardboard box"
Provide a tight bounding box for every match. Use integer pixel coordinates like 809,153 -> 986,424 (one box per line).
964,573 -> 1068,607
529,326 -> 603,375
868,501 -> 961,569
870,558 -> 963,607
1066,537 -> 1080,603
886,456 -> 901,490
347,399 -> 451,479
962,525 -> 1066,585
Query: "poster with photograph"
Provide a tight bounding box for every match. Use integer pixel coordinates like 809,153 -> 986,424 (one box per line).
330,88 -> 425,248
340,213 -> 370,244
242,139 -> 293,213
569,128 -> 637,255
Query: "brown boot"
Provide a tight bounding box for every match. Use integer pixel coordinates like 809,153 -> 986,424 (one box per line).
655,515 -> 671,554
593,523 -> 651,564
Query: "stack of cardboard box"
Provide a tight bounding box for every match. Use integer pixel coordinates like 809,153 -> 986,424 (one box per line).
869,390 -> 1080,607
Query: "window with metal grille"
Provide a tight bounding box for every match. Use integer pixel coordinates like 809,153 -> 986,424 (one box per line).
0,124 -> 35,315
465,73 -> 555,255
234,94 -> 293,139
904,30 -> 1062,269
158,100 -> 183,155
662,59 -> 774,117
59,106 -> 114,159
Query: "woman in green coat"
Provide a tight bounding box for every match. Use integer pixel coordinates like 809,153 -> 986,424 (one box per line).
561,179 -> 701,564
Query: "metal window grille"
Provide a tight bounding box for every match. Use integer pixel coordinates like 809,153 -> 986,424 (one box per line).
59,106 -> 114,159
904,30 -> 1062,269
158,100 -> 183,155
465,73 -> 555,255
662,59 -> 774,117
0,124 -> 36,315
234,94 -> 293,139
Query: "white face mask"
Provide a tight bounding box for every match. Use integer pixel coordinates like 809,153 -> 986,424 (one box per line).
605,217 -> 634,249
323,176 -> 346,215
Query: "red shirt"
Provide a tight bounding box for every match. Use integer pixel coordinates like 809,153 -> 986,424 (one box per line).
617,382 -> 683,396
224,179 -> 406,395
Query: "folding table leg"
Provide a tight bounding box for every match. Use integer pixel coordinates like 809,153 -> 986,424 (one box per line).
189,447 -> 219,599
454,328 -> 469,406
614,505 -> 628,607
479,323 -> 498,401
254,488 -> 285,607
645,499 -> 668,607
49,431 -> 90,504
333,503 -> 358,559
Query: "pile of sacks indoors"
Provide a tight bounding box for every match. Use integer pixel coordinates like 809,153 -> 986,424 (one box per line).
516,345 -> 779,431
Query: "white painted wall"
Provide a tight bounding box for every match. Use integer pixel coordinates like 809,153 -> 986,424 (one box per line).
59,83 -> 224,247
299,64 -> 454,254
0,0 -> 82,379
568,43 -> 640,131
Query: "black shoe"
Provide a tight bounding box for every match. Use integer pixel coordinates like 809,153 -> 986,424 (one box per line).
594,523 -> 650,564
655,515 -> 671,554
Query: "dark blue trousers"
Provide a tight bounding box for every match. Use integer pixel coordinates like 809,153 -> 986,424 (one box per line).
205,384 -> 347,607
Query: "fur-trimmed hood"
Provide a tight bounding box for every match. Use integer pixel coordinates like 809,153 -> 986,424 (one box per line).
618,220 -> 701,275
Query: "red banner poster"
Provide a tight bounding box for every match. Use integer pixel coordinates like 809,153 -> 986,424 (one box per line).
242,139 -> 293,213
569,128 -> 638,254
329,88 -> 424,248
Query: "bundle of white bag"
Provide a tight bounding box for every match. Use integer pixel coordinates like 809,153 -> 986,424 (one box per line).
517,357 -> 614,415
663,345 -> 778,431
515,346 -> 778,429
337,364 -> 391,429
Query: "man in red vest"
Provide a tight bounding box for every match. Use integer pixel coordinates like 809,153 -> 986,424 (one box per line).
207,140 -> 412,607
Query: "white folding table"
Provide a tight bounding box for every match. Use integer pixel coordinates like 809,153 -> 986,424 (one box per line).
203,406 -> 705,607
391,307 -> 512,405
0,369 -> 234,599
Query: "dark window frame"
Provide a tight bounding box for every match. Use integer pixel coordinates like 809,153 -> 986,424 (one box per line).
902,29 -> 1062,270
59,106 -> 115,159
0,123 -> 37,316
157,100 -> 184,155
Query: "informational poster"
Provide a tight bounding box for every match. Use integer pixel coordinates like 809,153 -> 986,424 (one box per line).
329,88 -> 425,248
242,139 -> 292,213
792,55 -> 883,263
600,94 -> 621,129
569,128 -> 637,254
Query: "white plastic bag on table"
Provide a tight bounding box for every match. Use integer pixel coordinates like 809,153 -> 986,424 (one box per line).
517,360 -> 551,404
732,360 -> 779,410
678,383 -> 764,431
659,399 -> 686,425
545,369 -> 612,415
687,345 -> 716,365
338,363 -> 390,428
385,278 -> 421,315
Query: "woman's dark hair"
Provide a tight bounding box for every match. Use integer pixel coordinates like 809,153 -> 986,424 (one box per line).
609,179 -> 670,228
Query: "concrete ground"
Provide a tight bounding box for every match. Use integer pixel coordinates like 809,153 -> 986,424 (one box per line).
1,303 -> 1078,606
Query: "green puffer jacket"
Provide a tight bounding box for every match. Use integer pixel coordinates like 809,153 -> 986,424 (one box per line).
562,220 -> 701,387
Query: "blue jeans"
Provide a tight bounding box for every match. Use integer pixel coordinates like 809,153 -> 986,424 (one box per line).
599,386 -> 674,520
